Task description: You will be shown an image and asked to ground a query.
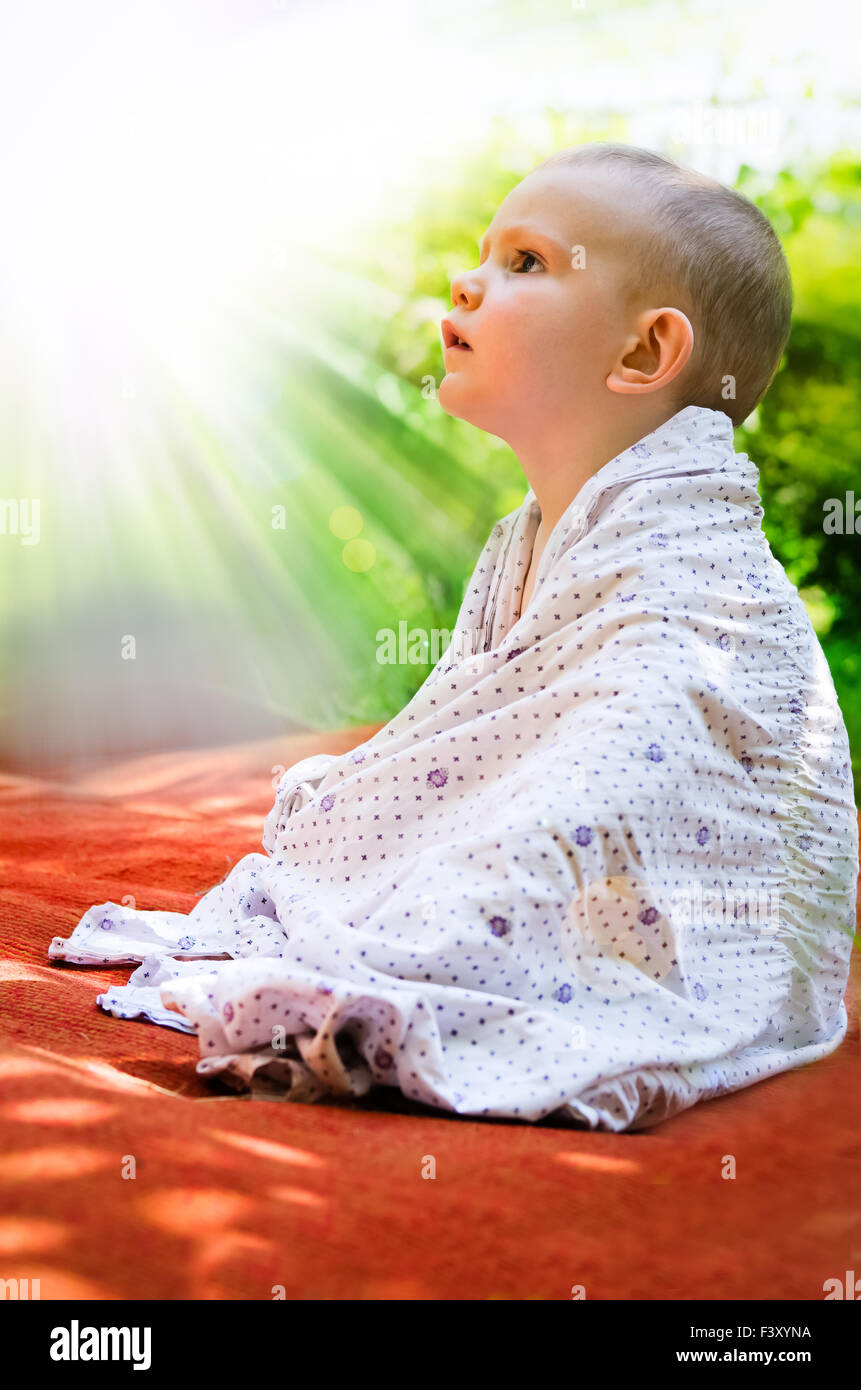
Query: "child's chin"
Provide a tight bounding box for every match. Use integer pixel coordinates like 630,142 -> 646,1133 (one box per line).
439,387 -> 503,438
438,376 -> 479,423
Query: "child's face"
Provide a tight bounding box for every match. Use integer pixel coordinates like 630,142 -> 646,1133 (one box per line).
439,164 -> 642,444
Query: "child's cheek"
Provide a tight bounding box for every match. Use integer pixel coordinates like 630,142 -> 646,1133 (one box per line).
489,303 -> 547,374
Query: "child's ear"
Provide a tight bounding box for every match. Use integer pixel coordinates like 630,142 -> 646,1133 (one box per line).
606,307 -> 694,395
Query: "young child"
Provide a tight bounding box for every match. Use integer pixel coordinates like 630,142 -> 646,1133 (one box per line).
49,142 -> 858,1132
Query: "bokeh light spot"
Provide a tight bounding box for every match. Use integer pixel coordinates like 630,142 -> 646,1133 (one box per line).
329,506 -> 363,539
342,538 -> 376,572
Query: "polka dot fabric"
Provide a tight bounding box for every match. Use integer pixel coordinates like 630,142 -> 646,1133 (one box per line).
49,406 -> 858,1131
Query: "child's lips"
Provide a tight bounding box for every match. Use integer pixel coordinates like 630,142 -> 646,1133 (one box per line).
441,318 -> 473,352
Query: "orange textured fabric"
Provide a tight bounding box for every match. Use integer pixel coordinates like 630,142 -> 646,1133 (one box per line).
1,733 -> 859,1300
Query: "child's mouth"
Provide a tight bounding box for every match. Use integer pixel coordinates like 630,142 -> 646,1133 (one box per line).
442,319 -> 473,352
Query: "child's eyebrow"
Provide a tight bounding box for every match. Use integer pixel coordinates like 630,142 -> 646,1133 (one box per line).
477,222 -> 568,259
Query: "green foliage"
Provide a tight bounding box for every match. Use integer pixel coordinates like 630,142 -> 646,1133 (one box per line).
736,153 -> 861,796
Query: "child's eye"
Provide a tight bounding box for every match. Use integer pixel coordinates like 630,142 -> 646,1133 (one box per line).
513,250 -> 543,273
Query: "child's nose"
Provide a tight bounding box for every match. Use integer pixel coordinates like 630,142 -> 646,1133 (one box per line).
449,269 -> 483,307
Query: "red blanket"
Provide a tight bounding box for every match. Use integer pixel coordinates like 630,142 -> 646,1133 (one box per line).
1,731 -> 859,1299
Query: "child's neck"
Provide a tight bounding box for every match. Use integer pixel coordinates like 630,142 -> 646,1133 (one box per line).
515,402 -> 678,541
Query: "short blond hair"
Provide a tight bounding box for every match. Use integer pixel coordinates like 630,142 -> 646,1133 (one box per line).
534,142 -> 793,426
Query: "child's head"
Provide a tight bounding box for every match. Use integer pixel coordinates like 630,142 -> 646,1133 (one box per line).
439,142 -> 792,449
